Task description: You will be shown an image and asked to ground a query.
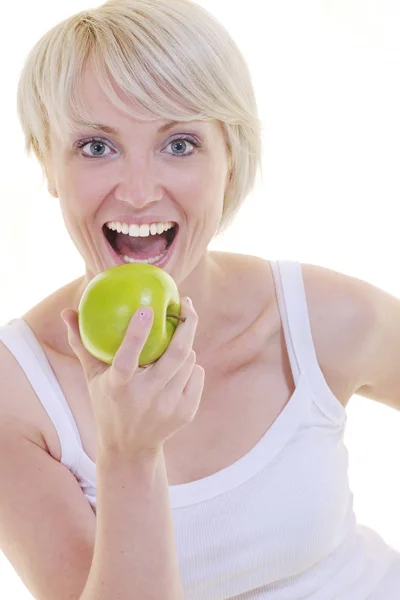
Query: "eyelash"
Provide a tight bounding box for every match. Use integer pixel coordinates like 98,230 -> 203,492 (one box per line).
76,135 -> 201,160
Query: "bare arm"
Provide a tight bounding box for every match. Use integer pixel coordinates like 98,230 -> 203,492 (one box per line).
80,448 -> 183,600
0,339 -> 186,600
0,422 -> 94,600
0,427 -> 183,600
1,297 -> 203,599
60,298 -> 203,600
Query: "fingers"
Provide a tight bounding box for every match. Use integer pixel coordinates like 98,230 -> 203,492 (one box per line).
62,295 -> 195,390
61,309 -> 107,381
162,350 -> 197,396
184,364 -> 205,398
182,365 -> 206,418
109,306 -> 154,385
174,298 -> 197,350
159,352 -> 205,426
151,297 -> 198,383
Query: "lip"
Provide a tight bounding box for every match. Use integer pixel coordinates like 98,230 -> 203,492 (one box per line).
103,223 -> 180,271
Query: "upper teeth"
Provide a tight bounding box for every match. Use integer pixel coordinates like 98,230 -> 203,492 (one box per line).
106,221 -> 175,237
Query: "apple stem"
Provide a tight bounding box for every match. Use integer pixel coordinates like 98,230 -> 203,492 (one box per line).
167,313 -> 187,323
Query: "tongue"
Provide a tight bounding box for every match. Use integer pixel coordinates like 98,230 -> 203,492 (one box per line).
114,231 -> 169,260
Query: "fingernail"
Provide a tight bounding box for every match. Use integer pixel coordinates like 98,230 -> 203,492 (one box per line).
139,306 -> 153,323
184,297 -> 192,305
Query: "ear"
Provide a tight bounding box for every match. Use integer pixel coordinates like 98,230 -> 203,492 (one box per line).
224,162 -> 233,197
42,158 -> 59,198
47,180 -> 59,199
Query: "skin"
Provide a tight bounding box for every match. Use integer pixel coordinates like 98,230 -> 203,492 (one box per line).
20,60 -> 379,483
27,61 -> 375,417
43,62 -> 233,358
1,46 -> 393,600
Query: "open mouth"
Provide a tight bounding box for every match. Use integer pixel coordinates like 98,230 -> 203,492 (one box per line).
103,222 -> 179,267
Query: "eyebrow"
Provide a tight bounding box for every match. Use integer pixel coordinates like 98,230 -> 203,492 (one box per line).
76,120 -> 189,136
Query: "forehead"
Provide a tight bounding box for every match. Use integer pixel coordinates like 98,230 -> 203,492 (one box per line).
72,63 -> 219,135
79,63 -> 154,122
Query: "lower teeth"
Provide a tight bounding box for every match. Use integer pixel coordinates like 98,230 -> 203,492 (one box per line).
122,248 -> 168,265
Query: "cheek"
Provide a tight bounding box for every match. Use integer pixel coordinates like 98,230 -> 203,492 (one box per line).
179,159 -> 226,197
59,168 -> 110,215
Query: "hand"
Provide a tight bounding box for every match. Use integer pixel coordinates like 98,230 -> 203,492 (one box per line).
61,298 -> 205,459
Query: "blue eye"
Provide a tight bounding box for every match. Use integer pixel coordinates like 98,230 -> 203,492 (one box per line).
75,135 -> 201,160
167,136 -> 201,158
77,138 -> 114,159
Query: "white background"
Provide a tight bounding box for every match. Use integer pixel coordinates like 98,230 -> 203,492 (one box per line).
1,0 -> 400,597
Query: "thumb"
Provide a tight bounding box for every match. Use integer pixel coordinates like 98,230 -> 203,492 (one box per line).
60,309 -> 107,380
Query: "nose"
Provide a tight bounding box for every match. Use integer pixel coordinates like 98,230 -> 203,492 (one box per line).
113,156 -> 163,209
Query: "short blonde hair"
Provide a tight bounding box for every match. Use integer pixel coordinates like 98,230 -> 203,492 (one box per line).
17,0 -> 263,234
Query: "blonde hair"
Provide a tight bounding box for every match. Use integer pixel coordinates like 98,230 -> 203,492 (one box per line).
17,0 -> 263,234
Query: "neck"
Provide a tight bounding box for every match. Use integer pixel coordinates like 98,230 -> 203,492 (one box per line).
175,251 -> 222,355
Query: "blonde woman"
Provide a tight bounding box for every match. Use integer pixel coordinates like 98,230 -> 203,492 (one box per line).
1,1 -> 399,598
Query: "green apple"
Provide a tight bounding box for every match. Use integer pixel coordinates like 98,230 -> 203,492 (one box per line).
78,263 -> 185,366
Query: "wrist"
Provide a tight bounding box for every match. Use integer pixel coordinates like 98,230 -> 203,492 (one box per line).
96,444 -> 164,471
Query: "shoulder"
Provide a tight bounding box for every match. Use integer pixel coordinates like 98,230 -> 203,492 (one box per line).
212,249 -> 375,326
0,281 -> 80,454
300,261 -> 377,344
299,261 -> 379,400
214,251 -> 378,402
21,276 -> 84,356
271,258 -> 378,403
0,339 -> 50,453
211,249 -> 377,326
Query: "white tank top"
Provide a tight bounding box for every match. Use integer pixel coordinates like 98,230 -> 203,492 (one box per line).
1,260 -> 399,599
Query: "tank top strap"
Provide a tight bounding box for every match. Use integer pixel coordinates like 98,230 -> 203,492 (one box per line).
269,260 -> 346,425
0,319 -> 83,472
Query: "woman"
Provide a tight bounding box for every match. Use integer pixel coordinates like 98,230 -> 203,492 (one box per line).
0,0 -> 399,598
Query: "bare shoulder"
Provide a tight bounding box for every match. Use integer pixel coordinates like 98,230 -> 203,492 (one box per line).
220,250 -> 376,338
0,340 -> 50,452
300,261 -> 377,348
213,252 -> 378,405
0,277 -> 83,453
300,261 -> 379,403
